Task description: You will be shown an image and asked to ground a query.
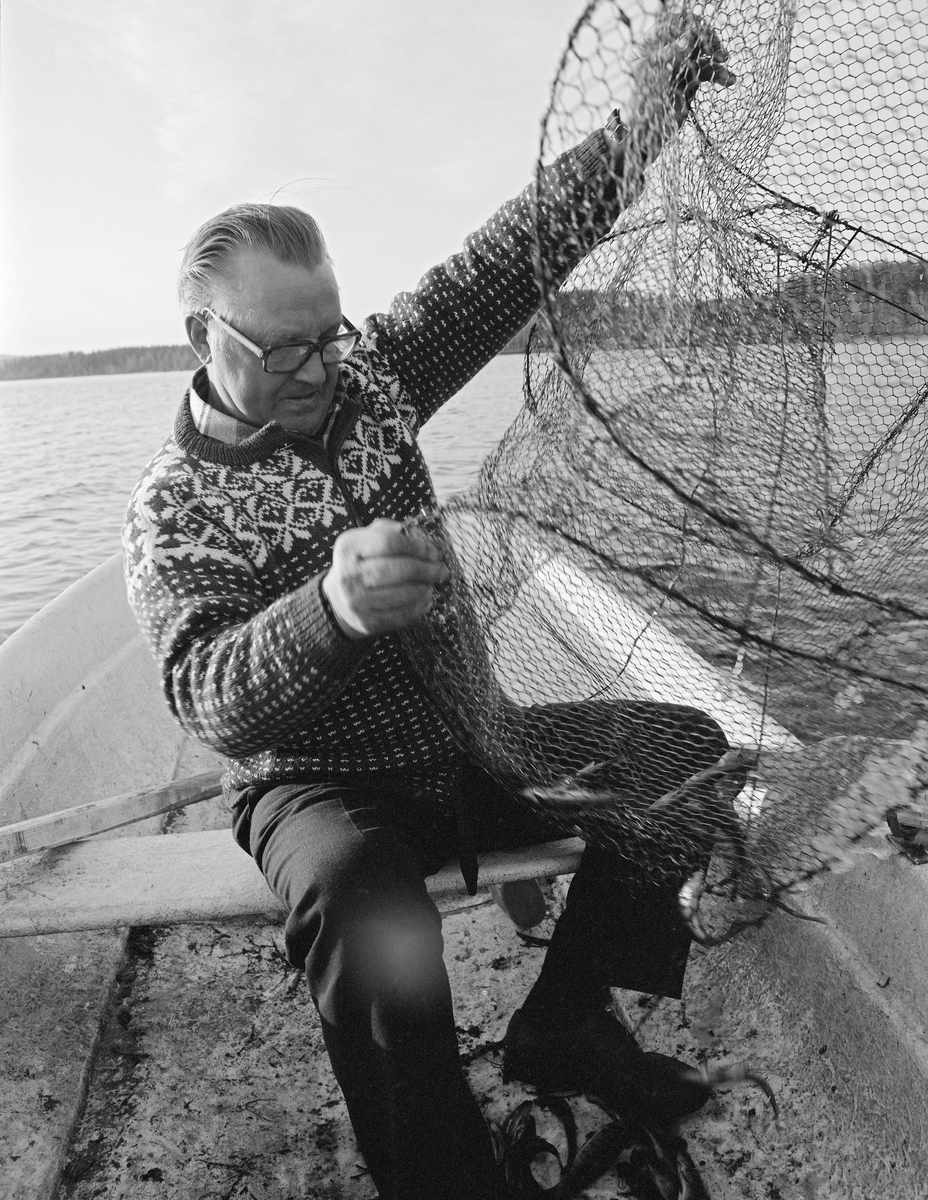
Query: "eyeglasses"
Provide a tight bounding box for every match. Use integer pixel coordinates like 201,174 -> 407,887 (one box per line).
204,308 -> 361,374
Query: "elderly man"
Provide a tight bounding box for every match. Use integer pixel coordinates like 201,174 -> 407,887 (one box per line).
125,17 -> 734,1200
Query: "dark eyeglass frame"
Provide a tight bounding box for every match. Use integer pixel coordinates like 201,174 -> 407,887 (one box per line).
203,308 -> 361,374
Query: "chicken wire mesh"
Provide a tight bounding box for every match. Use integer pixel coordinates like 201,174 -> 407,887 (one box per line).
400,0 -> 928,940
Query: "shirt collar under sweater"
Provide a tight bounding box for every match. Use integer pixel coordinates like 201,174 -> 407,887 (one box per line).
188,367 -> 255,445
188,365 -> 341,448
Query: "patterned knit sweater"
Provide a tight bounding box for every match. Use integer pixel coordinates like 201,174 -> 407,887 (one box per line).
124,131 -> 624,791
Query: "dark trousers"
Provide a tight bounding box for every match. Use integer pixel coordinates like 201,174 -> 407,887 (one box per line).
233,702 -> 727,1200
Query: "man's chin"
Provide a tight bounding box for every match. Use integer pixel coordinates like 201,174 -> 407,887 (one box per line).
280,397 -> 331,438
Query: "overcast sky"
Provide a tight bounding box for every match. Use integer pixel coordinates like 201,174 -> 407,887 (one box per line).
3,1 -> 925,358
0,0 -> 590,357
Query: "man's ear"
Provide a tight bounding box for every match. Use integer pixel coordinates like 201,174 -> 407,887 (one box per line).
185,312 -> 211,365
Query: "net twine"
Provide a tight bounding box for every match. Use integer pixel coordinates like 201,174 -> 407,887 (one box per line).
400,0 -> 928,941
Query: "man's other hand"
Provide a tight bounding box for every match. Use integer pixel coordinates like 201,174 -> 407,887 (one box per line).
623,8 -> 737,137
322,519 -> 450,639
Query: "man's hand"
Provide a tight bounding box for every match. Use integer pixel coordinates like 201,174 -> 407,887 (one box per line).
322,519 -> 450,639
620,8 -> 736,142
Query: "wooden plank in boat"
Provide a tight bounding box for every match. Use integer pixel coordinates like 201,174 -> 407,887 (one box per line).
0,829 -> 584,938
0,770 -> 224,863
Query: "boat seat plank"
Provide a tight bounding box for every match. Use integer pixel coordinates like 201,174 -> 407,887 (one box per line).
0,771 -> 224,863
0,830 -> 584,938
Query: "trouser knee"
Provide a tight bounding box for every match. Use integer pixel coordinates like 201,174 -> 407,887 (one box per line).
287,877 -> 448,1026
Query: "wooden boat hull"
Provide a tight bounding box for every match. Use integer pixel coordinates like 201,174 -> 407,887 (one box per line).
0,555 -> 222,1200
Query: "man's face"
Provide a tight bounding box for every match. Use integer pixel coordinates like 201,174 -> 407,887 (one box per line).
192,247 -> 344,439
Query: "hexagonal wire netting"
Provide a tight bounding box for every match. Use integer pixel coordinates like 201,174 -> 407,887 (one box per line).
401,1 -> 928,942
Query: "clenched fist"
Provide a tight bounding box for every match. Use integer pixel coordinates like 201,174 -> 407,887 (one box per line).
322,518 -> 450,639
613,8 -> 736,153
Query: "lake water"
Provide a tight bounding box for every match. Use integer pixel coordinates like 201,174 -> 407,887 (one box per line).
3,338 -> 926,683
0,357 -> 526,643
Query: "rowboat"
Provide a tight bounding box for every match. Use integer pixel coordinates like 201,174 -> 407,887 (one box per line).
2,552 -> 927,1198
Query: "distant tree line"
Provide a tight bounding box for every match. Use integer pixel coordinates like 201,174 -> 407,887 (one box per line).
505,258 -> 928,350
3,260 -> 924,379
782,258 -> 928,339
0,344 -> 199,381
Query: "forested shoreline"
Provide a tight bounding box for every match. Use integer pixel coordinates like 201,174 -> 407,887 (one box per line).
2,259 -> 924,380
0,344 -> 200,381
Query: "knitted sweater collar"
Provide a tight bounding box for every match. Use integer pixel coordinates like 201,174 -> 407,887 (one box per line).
175,365 -> 358,468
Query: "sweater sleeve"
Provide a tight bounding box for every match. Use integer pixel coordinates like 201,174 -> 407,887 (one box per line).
124,472 -> 368,759
365,131 -> 626,425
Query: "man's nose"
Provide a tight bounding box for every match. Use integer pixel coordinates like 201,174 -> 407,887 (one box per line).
293,349 -> 327,386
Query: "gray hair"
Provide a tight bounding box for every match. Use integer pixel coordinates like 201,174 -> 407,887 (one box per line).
177,203 -> 331,314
